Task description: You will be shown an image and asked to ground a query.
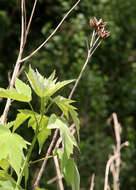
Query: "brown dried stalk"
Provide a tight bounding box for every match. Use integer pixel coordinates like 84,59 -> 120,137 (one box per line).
1,0 -> 25,125
1,0 -> 38,125
89,173 -> 95,190
53,155 -> 64,190
104,113 -> 129,190
20,0 -> 81,63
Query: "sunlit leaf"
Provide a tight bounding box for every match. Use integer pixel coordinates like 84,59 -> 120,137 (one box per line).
57,149 -> 80,190
47,114 -> 78,157
0,179 -> 24,190
0,125 -> 29,176
14,110 -> 50,153
69,109 -> 80,141
13,109 -> 35,132
0,159 -> 9,171
26,65 -> 75,98
37,128 -> 51,154
0,170 -> 15,183
53,96 -> 76,119
0,78 -> 31,102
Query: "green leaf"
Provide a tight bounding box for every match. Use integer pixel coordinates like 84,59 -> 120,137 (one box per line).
5,121 -> 14,129
0,179 -> 24,190
0,125 -> 29,176
57,149 -> 80,190
13,109 -> 34,132
47,114 -> 78,157
14,110 -> 50,153
37,115 -> 51,153
0,170 -> 15,183
53,96 -> 76,119
0,159 -> 9,171
69,109 -> 80,141
35,187 -> 47,190
0,78 -> 31,102
26,65 -> 74,98
37,128 -> 51,154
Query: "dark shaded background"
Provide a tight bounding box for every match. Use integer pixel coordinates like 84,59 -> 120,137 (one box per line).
0,0 -> 136,189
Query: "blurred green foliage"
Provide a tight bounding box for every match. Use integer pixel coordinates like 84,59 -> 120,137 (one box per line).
0,0 -> 136,189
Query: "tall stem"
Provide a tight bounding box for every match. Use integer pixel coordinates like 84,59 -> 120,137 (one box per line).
15,103 -> 39,188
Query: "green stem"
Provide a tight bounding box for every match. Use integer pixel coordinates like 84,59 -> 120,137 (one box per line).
15,103 -> 40,189
29,154 -> 56,165
44,98 -> 53,114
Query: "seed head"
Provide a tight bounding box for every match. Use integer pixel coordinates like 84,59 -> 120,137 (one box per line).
90,17 -> 110,39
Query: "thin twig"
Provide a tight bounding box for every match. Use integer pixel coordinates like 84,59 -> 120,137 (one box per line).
24,0 -> 38,44
1,0 -> 37,125
69,32 -> 99,99
104,154 -> 119,190
53,155 -> 64,190
47,175 -> 64,185
1,0 -> 25,125
112,113 -> 121,190
20,0 -> 81,63
90,173 -> 95,190
52,125 -> 75,189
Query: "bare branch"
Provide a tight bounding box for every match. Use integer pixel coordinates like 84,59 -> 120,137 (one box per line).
20,0 -> 81,63
1,0 -> 25,125
104,154 -> 119,190
112,113 -> 121,190
24,0 -> 38,44
1,0 -> 38,125
47,175 -> 64,185
53,155 -> 64,190
90,173 -> 95,190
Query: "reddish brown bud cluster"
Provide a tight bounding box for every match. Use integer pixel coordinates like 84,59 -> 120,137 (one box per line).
90,17 -> 110,39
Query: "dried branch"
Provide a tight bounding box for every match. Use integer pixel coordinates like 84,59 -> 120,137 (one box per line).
1,0 -> 38,125
104,113 -> 129,190
53,155 -> 64,190
24,0 -> 38,44
89,173 -> 95,190
20,0 -> 81,63
1,0 -> 25,125
47,175 -> 64,185
104,154 -> 119,190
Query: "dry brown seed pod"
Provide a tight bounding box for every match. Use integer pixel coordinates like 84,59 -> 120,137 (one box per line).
97,29 -> 110,39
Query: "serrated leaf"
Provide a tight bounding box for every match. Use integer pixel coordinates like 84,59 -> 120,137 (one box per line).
0,170 -> 15,183
13,110 -> 33,132
53,96 -> 76,119
26,65 -> 75,98
0,125 -> 29,176
15,78 -> 31,100
57,149 -> 80,190
36,116 -> 50,153
0,78 -> 31,102
14,110 -> 50,153
0,179 -> 24,190
69,109 -> 80,141
0,159 -> 9,171
47,114 -> 78,157
37,128 -> 51,154
5,121 -> 14,129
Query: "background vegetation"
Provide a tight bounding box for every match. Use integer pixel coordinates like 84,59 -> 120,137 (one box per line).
0,0 -> 136,189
